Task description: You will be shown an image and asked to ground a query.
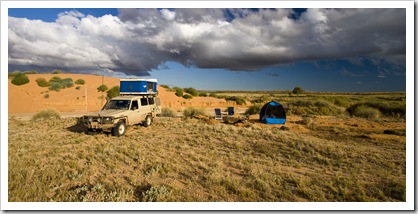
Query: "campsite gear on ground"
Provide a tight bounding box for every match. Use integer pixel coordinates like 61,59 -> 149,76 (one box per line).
214,108 -> 222,120
227,107 -> 234,117
259,101 -> 286,124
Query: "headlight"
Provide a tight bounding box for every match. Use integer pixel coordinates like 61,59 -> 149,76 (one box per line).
97,118 -> 101,123
88,117 -> 93,122
103,117 -> 113,124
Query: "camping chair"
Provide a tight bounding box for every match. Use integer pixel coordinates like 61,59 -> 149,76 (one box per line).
214,108 -> 222,120
227,107 -> 234,118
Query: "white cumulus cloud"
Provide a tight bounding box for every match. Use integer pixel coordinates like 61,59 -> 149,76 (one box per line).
8,8 -> 406,76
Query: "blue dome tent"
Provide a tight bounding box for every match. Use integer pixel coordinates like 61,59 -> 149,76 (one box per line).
259,101 -> 286,124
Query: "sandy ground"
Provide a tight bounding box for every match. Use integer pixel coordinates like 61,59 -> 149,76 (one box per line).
8,73 -> 241,118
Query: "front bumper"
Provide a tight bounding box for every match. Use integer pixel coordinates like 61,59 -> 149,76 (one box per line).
80,116 -> 115,131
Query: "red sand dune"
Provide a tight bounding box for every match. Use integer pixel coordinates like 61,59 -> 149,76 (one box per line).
8,73 -> 240,114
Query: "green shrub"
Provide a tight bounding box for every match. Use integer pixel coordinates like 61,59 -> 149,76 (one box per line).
292,86 -> 304,94
75,79 -> 85,85
351,105 -> 381,119
161,107 -> 177,117
43,94 -> 50,99
287,100 -> 340,116
61,78 -> 74,88
333,96 -> 352,108
47,76 -> 74,91
184,87 -> 199,96
141,186 -> 172,202
182,94 -> 193,100
225,96 -> 246,105
75,86 -> 81,90
11,73 -> 30,86
199,92 -> 208,97
48,83 -> 65,91
251,95 -> 271,104
8,70 -> 21,79
183,106 -> 205,118
24,70 -> 37,74
97,84 -> 108,92
245,104 -> 262,115
49,76 -> 62,83
31,109 -> 60,121
52,69 -> 62,74
347,102 -> 405,118
36,78 -> 50,87
209,93 -> 218,98
173,87 -> 183,97
107,86 -> 120,99
160,85 -> 170,90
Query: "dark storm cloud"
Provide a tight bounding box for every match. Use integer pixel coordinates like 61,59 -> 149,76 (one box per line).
8,8 -> 405,75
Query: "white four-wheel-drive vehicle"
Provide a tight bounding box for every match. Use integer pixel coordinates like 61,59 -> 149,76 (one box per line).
81,79 -> 161,136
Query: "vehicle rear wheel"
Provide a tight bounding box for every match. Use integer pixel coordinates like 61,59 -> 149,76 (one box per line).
143,116 -> 152,127
113,122 -> 127,136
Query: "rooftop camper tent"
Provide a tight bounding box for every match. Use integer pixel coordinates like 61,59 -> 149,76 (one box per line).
119,78 -> 157,95
259,101 -> 286,124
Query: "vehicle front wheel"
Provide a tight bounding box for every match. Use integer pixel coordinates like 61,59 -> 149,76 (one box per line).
143,116 -> 152,127
113,122 -> 127,136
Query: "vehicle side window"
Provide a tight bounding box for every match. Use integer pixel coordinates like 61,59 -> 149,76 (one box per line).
140,98 -> 148,106
148,98 -> 154,105
131,100 -> 138,110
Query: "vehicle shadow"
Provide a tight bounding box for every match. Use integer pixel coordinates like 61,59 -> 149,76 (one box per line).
66,118 -> 88,133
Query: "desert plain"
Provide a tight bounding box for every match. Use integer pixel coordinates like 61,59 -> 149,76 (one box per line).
7,73 -> 406,202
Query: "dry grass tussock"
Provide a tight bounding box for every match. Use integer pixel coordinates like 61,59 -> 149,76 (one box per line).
8,113 -> 405,202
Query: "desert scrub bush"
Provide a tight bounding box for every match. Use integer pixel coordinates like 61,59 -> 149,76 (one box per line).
35,78 -> 50,87
107,86 -> 120,99
184,87 -> 199,96
287,100 -> 340,116
161,107 -> 177,117
183,106 -> 205,118
182,94 -> 193,100
332,96 -> 352,108
173,87 -> 184,97
75,86 -> 81,90
348,105 -> 381,119
347,102 -> 405,118
209,93 -> 218,98
251,95 -> 271,104
48,76 -> 74,91
49,76 -> 62,83
52,69 -> 62,74
43,93 -> 50,99
141,186 -> 172,202
245,104 -> 262,115
31,109 -> 61,121
225,96 -> 246,105
75,79 -> 85,85
8,70 -> 21,78
199,92 -> 208,97
24,70 -> 37,74
61,78 -> 74,88
48,83 -> 65,91
160,84 -> 170,90
11,73 -> 30,86
292,86 -> 304,94
97,84 -> 108,92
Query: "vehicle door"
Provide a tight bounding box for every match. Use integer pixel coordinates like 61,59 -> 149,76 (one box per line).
128,99 -> 142,125
138,97 -> 152,119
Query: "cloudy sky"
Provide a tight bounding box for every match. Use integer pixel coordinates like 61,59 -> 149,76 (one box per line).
8,7 -> 407,92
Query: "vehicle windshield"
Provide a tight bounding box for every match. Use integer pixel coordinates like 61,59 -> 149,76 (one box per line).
103,100 -> 131,110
